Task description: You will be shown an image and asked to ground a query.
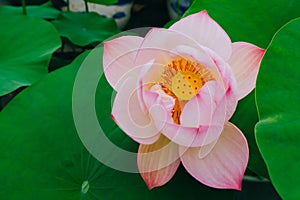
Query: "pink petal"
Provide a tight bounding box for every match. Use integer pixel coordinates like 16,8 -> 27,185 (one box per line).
103,36 -> 143,91
138,135 -> 180,189
159,114 -> 225,148
173,45 -> 224,84
228,42 -> 265,100
134,28 -> 212,67
112,76 -> 160,144
180,81 -> 219,127
170,10 -> 232,60
180,122 -> 249,190
202,46 -> 239,120
142,89 -> 176,132
137,59 -> 157,113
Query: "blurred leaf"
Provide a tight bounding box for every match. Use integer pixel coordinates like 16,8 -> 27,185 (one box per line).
184,0 -> 300,48
0,49 -> 235,199
51,12 -> 120,46
87,0 -> 118,5
255,18 -> 300,199
0,14 -> 61,96
230,91 -> 269,179
0,2 -> 60,19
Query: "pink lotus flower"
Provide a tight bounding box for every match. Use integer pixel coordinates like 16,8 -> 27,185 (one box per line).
103,10 -> 265,190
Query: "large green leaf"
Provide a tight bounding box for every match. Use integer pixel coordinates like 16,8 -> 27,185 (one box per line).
230,91 -> 269,179
184,0 -> 300,48
0,49 -> 235,199
0,14 -> 61,96
255,18 -> 300,199
51,12 -> 120,46
0,2 -> 60,19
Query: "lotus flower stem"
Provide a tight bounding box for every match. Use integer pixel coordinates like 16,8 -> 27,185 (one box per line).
21,0 -> 27,15
67,0 -> 70,11
84,0 -> 89,12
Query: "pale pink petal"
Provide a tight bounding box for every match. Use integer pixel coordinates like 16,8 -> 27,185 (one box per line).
103,36 -> 143,91
170,10 -> 232,60
180,122 -> 249,190
159,105 -> 225,147
138,135 -> 180,189
112,76 -> 160,144
228,42 -> 265,100
172,45 -> 235,122
198,139 -> 218,159
134,28 -> 212,67
137,44 -> 219,89
202,46 -> 239,120
173,45 -> 223,84
130,134 -> 161,145
162,124 -> 224,148
180,81 -> 218,127
137,59 -> 156,113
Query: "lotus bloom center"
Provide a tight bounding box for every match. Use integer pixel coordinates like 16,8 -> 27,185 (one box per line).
165,57 -> 214,100
150,57 -> 215,124
172,71 -> 202,100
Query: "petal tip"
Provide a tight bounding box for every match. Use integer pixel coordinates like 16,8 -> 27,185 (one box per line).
232,179 -> 243,191
200,9 -> 208,15
111,113 -> 116,121
228,176 -> 243,191
140,172 -> 165,190
146,181 -> 156,190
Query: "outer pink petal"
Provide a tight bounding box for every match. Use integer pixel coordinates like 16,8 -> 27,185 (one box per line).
103,36 -> 143,91
170,10 -> 232,60
111,76 -> 160,144
138,136 -> 180,189
228,42 -> 265,100
180,122 -> 249,190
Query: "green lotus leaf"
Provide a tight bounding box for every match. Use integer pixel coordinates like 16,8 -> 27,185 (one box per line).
256,17 -> 300,199
0,48 -> 235,199
0,14 -> 61,96
51,12 -> 120,46
0,2 -> 60,19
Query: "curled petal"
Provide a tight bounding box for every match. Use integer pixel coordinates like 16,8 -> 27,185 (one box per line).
180,122 -> 249,190
103,36 -> 143,91
173,45 -> 223,84
170,10 -> 232,60
202,46 -> 238,120
138,135 -> 180,189
137,59 -> 156,113
112,76 -> 160,144
228,42 -> 265,100
143,85 -> 226,147
180,81 -> 219,127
